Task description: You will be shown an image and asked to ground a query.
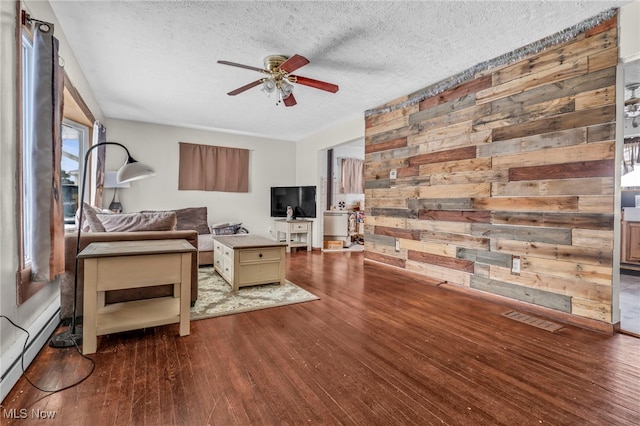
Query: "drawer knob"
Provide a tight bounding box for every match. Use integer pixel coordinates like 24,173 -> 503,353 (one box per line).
259,253 -> 263,258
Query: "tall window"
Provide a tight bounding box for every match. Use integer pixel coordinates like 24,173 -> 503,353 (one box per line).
21,29 -> 34,265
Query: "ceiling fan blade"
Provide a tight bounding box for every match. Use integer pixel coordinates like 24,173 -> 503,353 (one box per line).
218,60 -> 269,74
283,93 -> 297,107
279,54 -> 310,74
292,75 -> 339,93
625,97 -> 640,106
227,79 -> 263,96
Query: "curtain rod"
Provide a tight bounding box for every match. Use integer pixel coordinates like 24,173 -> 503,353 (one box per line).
21,10 -> 54,34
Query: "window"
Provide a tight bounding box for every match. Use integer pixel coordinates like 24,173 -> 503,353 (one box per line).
61,120 -> 88,226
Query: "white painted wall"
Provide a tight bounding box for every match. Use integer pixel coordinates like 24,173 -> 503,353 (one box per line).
620,0 -> 640,63
1,0 -> 104,402
103,119 -> 296,239
295,114 -> 365,246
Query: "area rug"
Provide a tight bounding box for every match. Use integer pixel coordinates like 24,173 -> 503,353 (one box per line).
190,267 -> 319,320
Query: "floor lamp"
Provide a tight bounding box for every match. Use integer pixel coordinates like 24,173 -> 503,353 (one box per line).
50,142 -> 155,348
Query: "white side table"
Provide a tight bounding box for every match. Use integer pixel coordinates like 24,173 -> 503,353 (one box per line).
79,239 -> 195,354
274,219 -> 312,252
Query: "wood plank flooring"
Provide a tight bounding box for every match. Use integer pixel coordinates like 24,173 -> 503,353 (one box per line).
2,251 -> 640,425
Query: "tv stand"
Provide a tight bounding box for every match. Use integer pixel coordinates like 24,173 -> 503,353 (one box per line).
274,219 -> 312,252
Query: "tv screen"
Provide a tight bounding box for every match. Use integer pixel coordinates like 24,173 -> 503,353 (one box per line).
270,186 -> 317,218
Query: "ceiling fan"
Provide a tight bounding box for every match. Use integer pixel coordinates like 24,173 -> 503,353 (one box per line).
217,54 -> 339,107
626,83 -> 640,128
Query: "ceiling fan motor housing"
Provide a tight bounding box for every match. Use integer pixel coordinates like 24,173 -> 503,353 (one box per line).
264,55 -> 289,72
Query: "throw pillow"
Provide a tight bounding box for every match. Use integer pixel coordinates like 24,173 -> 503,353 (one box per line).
82,202 -> 107,232
96,211 -> 177,232
174,207 -> 210,234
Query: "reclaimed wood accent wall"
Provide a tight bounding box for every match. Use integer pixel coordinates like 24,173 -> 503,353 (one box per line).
364,16 -> 618,323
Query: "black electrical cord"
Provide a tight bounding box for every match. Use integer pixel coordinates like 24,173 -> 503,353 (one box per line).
1,315 -> 95,396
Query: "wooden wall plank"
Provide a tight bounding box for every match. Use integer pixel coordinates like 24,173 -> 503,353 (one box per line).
400,240 -> 458,257
457,248 -> 512,268
419,183 -> 491,199
470,276 -> 572,312
491,141 -> 614,169
491,211 -> 614,231
477,128 -> 586,158
508,159 -> 614,181
365,137 -> 408,154
409,146 -> 477,166
419,75 -> 492,109
571,298 -> 611,322
374,226 -> 421,240
408,250 -> 475,273
491,105 -> 615,142
489,266 -> 612,302
430,170 -> 507,186
470,223 -> 572,245
471,196 -> 579,212
420,157 -> 492,175
491,239 -> 612,267
477,57 -> 589,104
364,250 -> 406,269
418,210 -> 491,223
521,256 -> 612,286
405,260 -> 470,287
492,177 -> 613,197
572,229 -> 613,249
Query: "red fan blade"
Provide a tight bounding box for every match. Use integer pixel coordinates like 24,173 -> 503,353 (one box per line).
227,79 -> 263,96
279,54 -> 309,74
292,75 -> 339,93
283,93 -> 297,107
218,60 -> 269,74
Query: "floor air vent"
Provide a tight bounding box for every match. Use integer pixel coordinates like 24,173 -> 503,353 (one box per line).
502,311 -> 565,333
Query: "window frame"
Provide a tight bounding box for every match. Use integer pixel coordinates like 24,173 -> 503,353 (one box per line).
61,119 -> 90,229
16,9 -> 96,303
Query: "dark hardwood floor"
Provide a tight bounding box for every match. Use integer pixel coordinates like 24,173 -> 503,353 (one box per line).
3,251 -> 640,425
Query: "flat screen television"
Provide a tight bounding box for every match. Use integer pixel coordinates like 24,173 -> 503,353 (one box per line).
270,186 -> 317,218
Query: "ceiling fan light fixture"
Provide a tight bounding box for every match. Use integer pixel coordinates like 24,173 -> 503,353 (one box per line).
280,80 -> 293,98
261,78 -> 276,96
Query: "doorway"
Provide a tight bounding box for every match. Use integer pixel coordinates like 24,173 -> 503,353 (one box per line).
320,139 -> 365,251
619,58 -> 640,336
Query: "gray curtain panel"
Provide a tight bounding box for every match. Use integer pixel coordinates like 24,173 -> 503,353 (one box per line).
29,26 -> 64,283
178,142 -> 249,192
93,122 -> 107,206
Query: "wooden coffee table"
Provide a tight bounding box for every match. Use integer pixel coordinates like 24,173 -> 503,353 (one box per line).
79,239 -> 196,354
213,235 -> 287,291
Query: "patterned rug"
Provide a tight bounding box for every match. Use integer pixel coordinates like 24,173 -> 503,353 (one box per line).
190,266 -> 319,320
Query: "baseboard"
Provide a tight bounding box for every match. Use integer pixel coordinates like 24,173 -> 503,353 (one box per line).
364,258 -> 616,335
1,303 -> 61,403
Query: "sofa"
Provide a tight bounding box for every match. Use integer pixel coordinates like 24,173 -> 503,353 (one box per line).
60,229 -> 199,320
59,206 -> 213,321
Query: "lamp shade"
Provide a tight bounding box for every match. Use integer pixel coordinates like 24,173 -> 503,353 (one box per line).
103,170 -> 130,188
117,160 -> 155,183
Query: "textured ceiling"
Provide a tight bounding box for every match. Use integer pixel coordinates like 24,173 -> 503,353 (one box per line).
49,1 -> 630,142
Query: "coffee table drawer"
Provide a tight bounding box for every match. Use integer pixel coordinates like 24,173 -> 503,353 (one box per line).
238,262 -> 281,285
239,248 -> 282,263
